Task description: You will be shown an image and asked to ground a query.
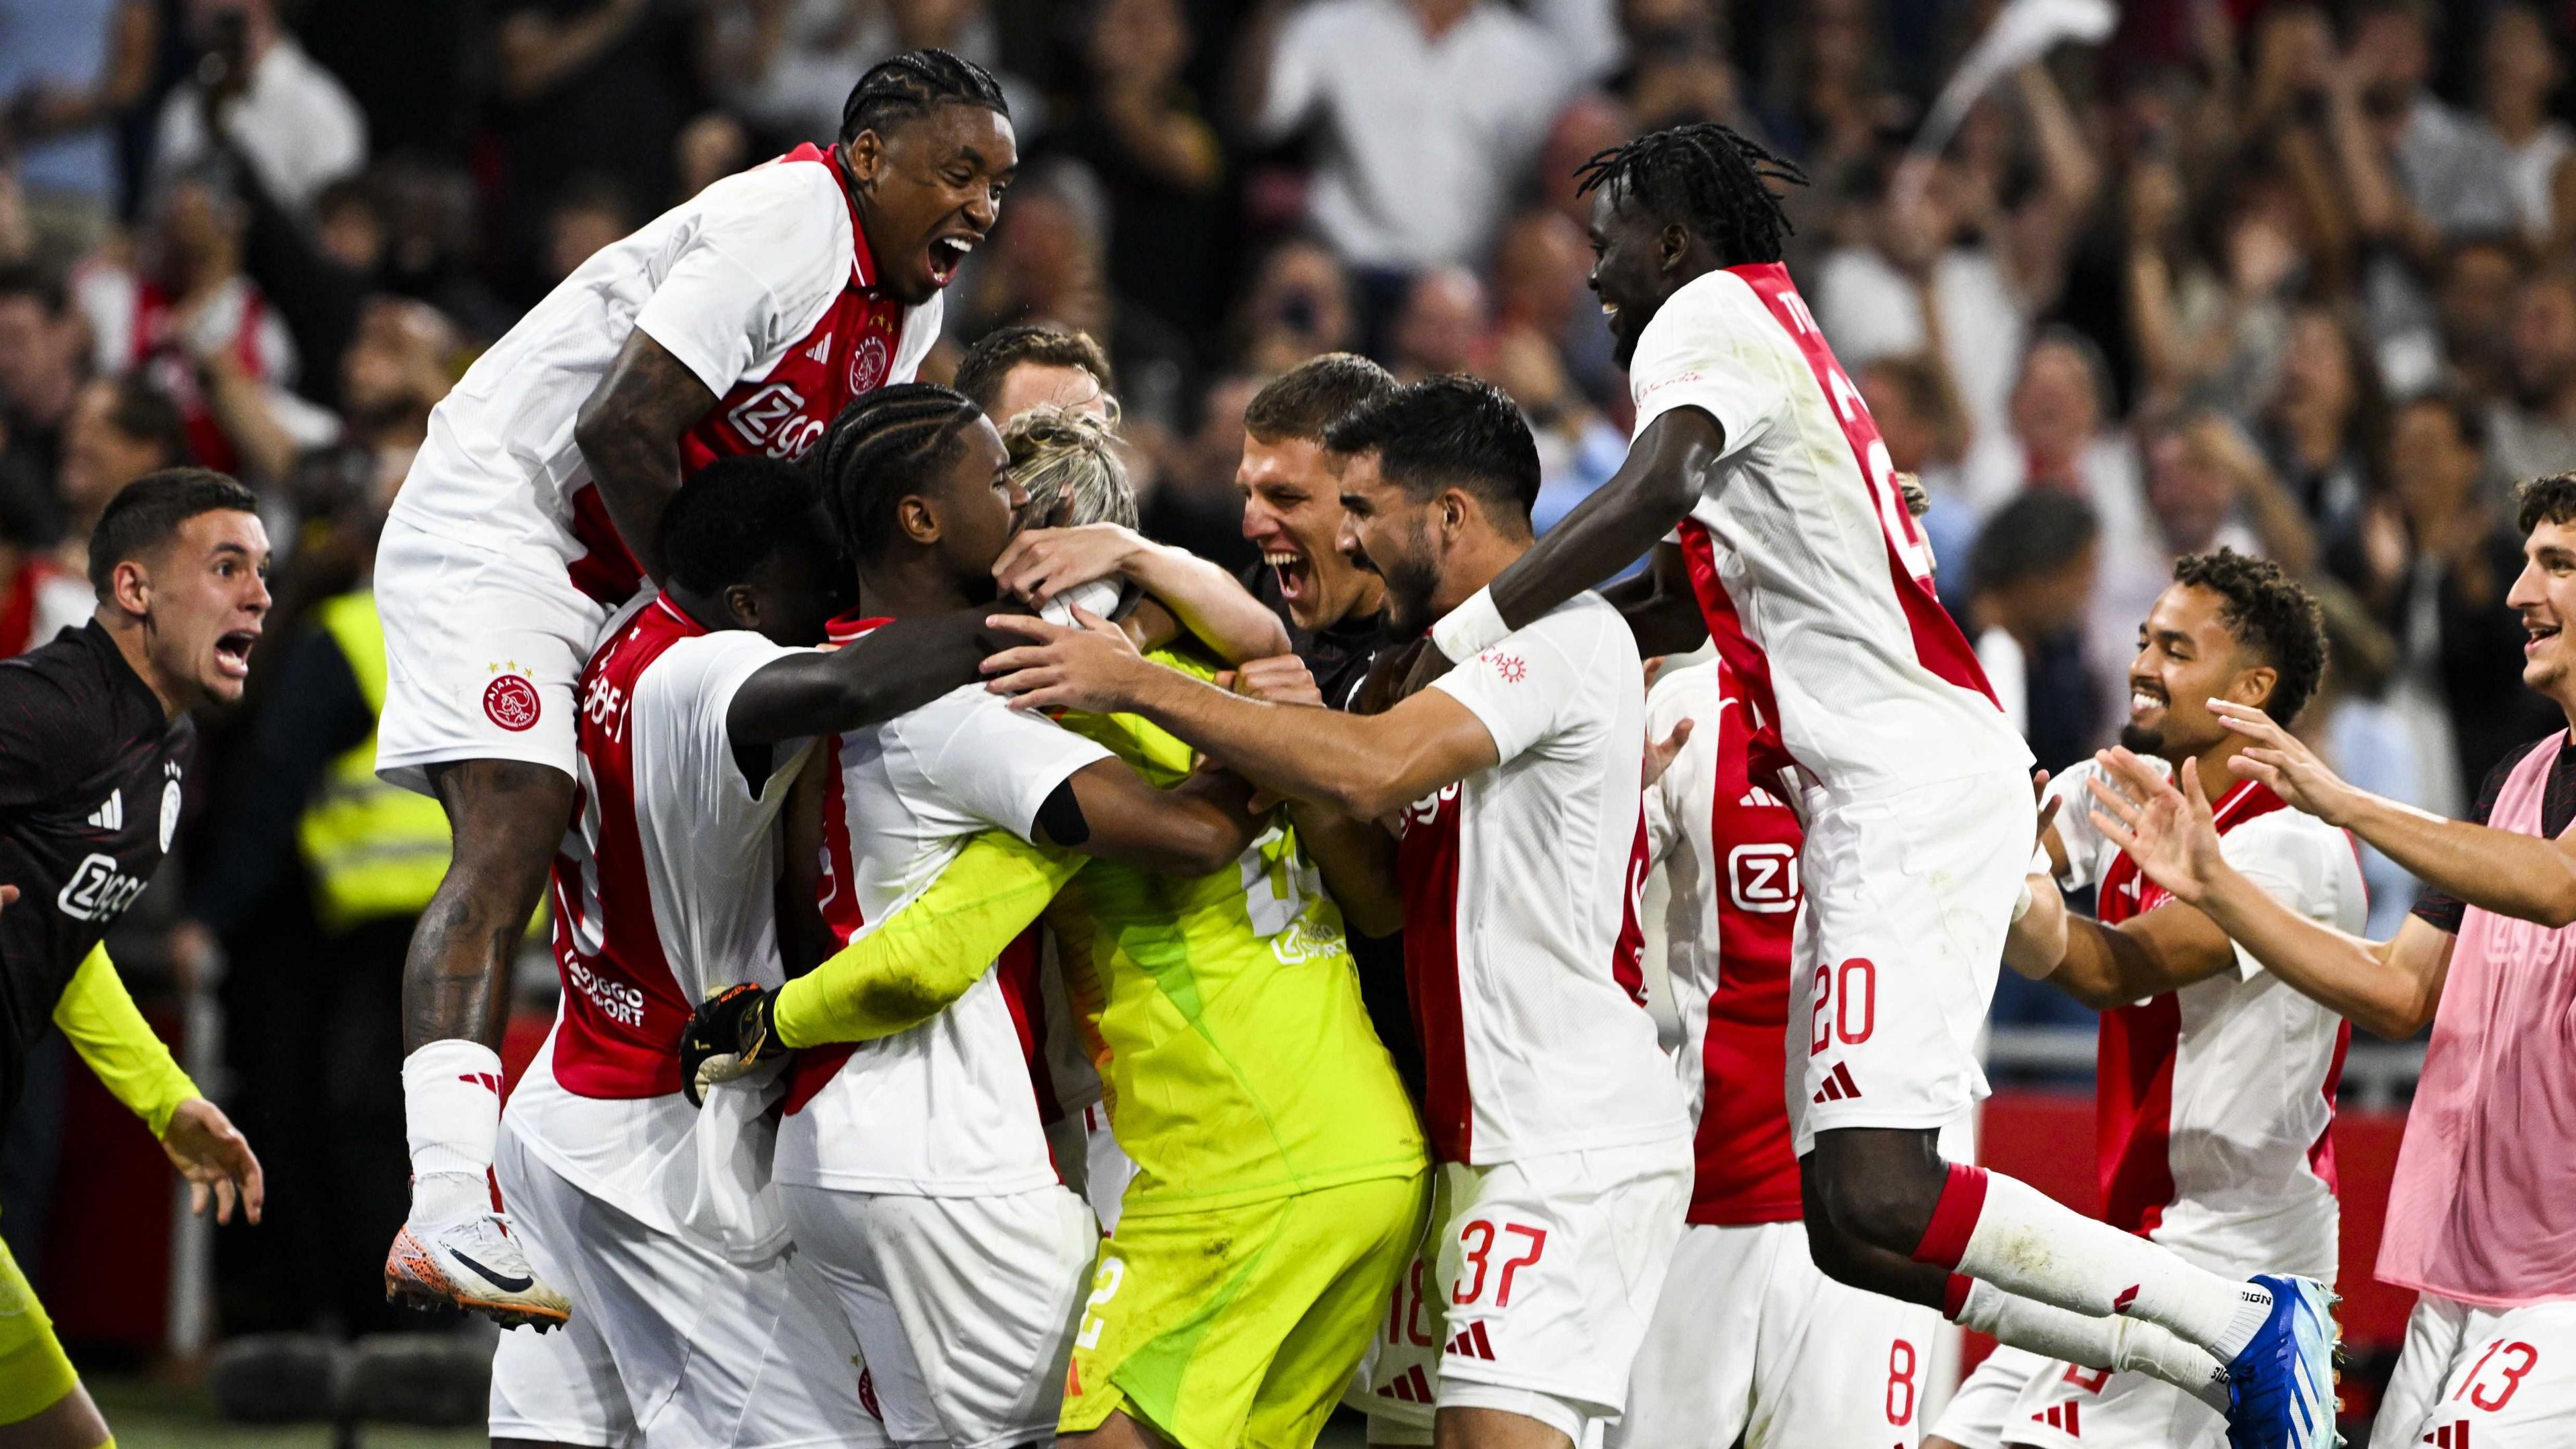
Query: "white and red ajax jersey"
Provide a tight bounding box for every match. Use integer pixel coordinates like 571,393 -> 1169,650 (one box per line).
2047,761 -> 2363,1279
771,617 -> 1112,1199
1627,262 -> 2029,799
391,143 -> 940,606
1398,592 -> 1688,1165
510,595 -> 810,1239
1641,659 -> 1803,1226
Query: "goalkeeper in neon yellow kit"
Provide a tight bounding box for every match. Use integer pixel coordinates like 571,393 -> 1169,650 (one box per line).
684,406 -> 1426,1449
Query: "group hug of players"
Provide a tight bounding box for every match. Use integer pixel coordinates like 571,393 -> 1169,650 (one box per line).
7,40 -> 2576,1449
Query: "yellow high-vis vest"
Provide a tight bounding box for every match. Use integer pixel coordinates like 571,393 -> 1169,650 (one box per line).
298,592 -> 451,930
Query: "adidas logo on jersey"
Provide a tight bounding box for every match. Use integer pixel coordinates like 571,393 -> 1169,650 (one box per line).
2422,1423 -> 2470,1446
85,789 -> 121,832
1739,784 -> 1785,809
2033,1401 -> 2081,1436
1375,1364 -> 1435,1404
806,331 -> 833,364
1812,1061 -> 1863,1104
1446,1322 -> 1497,1360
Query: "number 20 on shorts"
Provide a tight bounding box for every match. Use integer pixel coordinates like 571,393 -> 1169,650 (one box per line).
1809,957 -> 1877,1056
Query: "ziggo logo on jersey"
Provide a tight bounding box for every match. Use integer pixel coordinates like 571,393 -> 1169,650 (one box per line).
726,382 -> 828,460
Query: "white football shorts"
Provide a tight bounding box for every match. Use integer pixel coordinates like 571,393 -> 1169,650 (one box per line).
2373,1293 -> 2576,1449
1786,768 -> 2029,1154
374,511 -> 614,794
1611,1217 -> 1943,1448
778,1182 -> 1097,1449
488,1125 -> 878,1448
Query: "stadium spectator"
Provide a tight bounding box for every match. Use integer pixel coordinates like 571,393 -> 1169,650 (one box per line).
1233,235 -> 1356,375
1052,0 -> 1229,341
2475,4 -> 2574,253
1384,266 -> 1489,384
539,173 -> 635,292
2432,233 -> 2524,405
2489,268 -> 2576,490
1858,354 -> 1974,589
1236,0 -> 1585,276
0,0 -> 154,273
150,0 -> 366,215
2259,303 -> 2384,554
0,268 -> 87,513
43,377 -> 186,639
1965,488 -> 2104,775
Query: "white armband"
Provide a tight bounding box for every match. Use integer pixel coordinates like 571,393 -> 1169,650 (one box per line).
2011,879 -> 2036,923
1430,586 -> 1510,663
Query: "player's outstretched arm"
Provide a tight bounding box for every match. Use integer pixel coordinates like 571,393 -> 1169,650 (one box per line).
994,524 -> 1292,664
574,328 -> 719,580
1051,758 -> 1267,877
51,946 -> 266,1222
725,607 -> 1022,749
2092,749 -> 2456,1038
982,611 -> 1501,822
1432,408 -> 1723,660
2217,698 -> 2576,928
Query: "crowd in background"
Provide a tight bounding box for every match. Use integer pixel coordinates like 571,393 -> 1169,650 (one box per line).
2,0 -> 2572,1343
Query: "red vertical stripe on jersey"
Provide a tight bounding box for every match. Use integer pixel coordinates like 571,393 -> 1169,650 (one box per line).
1675,523 -> 1799,784
549,596 -> 712,1098
2308,1021 -> 2349,1194
784,615 -> 898,1117
1691,661 -> 1806,1225
2094,778 -> 2294,1234
1397,786 -> 1472,1162
1725,262 -> 1998,707
1609,812 -> 1652,1006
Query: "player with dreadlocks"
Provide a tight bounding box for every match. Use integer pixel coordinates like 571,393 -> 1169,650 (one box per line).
1399,121 -> 2341,1449
374,49 -> 1012,1326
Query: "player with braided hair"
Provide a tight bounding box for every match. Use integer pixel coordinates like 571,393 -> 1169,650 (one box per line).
703,383 -> 1278,1449
374,49 -> 1013,1327
1403,121 -> 2339,1449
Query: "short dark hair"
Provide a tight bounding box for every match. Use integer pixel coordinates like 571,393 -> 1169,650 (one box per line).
952,325 -> 1114,415
0,264 -> 64,315
97,376 -> 191,468
839,48 -> 1009,144
88,468 -> 259,596
1969,490 -> 2099,597
2398,388 -> 2489,454
2171,549 -> 2328,726
1574,122 -> 1807,268
1244,353 -> 1397,445
2516,472 -> 2576,534
659,456 -> 834,596
1324,376 -> 1542,521
810,383 -> 987,561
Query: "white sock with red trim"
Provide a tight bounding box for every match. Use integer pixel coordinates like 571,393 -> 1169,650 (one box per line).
1949,1277 -> 2230,1410
1914,1163 -> 2274,1362
402,1039 -> 504,1226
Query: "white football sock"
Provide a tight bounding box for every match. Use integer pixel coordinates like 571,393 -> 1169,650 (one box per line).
402,1039 -> 504,1224
1915,1163 -> 2273,1362
1953,1278 -> 2230,1411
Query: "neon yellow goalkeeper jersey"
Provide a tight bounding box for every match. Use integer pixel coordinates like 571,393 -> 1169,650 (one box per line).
1051,651 -> 1426,1218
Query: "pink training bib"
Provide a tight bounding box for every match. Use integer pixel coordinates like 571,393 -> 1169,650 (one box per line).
2378,730 -> 2576,1305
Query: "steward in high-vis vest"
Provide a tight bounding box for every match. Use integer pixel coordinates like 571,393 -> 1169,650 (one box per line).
298,592 -> 450,929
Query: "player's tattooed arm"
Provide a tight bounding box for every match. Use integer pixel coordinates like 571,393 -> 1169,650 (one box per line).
1601,543 -> 1712,659
982,612 -> 1503,822
1469,408 -> 1722,646
574,328 -> 719,580
726,606 -> 1026,749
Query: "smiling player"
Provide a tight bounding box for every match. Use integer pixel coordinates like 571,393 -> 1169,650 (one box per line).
374,50 -> 1016,1325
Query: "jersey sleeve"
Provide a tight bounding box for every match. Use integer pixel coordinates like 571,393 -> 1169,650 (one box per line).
1625,274 -> 1793,462
912,692 -> 1117,843
53,945 -> 197,1136
2217,814 -> 2359,981
1428,604 -> 1603,766
2044,760 -> 2112,892
773,830 -> 1085,1048
633,166 -> 847,397
631,631 -> 812,804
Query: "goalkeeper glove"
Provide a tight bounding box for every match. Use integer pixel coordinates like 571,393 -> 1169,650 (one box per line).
679,983 -> 784,1108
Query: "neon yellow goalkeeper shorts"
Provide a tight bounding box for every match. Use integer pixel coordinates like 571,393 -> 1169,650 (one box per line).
1060,1169 -> 1429,1449
0,1234 -> 77,1425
